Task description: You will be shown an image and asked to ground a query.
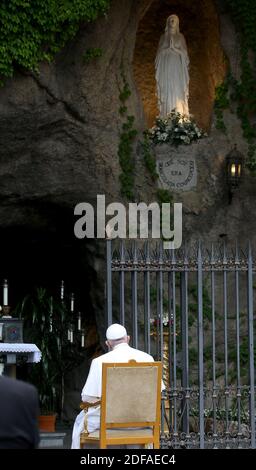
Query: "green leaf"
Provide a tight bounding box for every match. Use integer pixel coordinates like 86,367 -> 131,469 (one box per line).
0,0 -> 110,82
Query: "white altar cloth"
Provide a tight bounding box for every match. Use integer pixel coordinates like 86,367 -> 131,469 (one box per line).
0,343 -> 42,363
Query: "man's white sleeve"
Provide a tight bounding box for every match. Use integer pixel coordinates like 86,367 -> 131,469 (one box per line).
148,354 -> 165,391
81,358 -> 102,401
82,395 -> 100,403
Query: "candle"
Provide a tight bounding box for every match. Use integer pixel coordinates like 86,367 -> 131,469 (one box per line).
68,328 -> 71,341
78,313 -> 82,331
50,296 -> 53,332
70,327 -> 74,344
71,293 -> 75,313
3,280 -> 8,306
60,280 -> 64,301
81,331 -> 85,348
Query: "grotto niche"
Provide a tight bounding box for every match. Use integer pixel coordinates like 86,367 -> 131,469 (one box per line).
0,213 -> 104,422
133,0 -> 227,130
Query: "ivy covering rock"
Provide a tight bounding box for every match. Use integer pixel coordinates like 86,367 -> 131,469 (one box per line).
222,0 -> 256,171
0,0 -> 110,82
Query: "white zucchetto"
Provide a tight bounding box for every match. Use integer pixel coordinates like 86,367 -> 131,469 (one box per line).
106,324 -> 127,340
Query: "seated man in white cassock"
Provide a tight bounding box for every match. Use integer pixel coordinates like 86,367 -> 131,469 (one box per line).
71,323 -> 157,449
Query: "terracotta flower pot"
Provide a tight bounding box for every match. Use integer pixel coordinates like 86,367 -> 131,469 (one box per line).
38,414 -> 57,432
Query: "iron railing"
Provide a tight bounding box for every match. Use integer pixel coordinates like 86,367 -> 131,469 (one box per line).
106,240 -> 256,449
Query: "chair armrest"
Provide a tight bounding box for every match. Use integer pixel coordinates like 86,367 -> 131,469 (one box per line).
80,400 -> 101,411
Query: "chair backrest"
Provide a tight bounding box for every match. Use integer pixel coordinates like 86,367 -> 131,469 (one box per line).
100,361 -> 162,429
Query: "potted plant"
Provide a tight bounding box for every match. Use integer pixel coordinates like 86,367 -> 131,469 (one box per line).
14,287 -> 84,431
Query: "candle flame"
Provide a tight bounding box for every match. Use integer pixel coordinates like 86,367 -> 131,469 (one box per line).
231,164 -> 236,177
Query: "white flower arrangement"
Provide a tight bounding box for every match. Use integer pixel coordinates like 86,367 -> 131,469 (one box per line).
150,312 -> 170,328
147,111 -> 207,146
189,407 -> 249,424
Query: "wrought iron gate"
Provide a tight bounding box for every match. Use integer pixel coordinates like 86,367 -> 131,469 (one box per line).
106,240 -> 255,449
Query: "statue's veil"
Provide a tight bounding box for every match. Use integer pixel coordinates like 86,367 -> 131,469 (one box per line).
165,15 -> 180,34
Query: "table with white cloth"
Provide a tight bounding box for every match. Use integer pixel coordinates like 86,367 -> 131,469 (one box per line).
0,343 -> 42,377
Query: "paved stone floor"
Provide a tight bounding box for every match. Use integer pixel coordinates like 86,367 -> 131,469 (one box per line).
63,429 -> 72,449
39,424 -> 73,449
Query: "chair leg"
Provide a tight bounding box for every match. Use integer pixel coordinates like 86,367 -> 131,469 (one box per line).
153,426 -> 160,449
100,439 -> 107,449
154,438 -> 160,449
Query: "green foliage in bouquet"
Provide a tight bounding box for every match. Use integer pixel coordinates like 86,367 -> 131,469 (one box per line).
146,111 -> 207,146
14,287 -> 84,415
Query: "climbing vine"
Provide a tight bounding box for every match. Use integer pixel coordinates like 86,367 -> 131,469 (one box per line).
83,47 -> 103,63
222,0 -> 256,171
0,0 -> 110,83
140,137 -> 173,206
140,136 -> 158,182
118,72 -> 137,200
214,80 -> 230,133
156,189 -> 173,206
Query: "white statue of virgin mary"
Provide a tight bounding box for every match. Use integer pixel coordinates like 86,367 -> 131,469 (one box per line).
155,15 -> 190,117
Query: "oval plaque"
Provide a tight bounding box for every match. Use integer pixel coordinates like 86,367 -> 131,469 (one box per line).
157,157 -> 197,192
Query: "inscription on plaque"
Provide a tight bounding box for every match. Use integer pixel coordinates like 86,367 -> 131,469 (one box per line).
157,157 -> 197,192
